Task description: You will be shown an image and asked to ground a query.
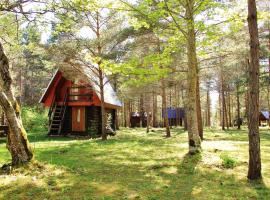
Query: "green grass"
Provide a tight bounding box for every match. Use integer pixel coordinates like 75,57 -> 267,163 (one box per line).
0,127 -> 270,200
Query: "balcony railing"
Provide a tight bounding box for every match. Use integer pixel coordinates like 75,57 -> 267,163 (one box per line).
68,86 -> 93,102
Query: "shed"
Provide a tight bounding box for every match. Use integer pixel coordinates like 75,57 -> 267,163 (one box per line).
162,107 -> 185,126
259,111 -> 269,126
130,112 -> 148,128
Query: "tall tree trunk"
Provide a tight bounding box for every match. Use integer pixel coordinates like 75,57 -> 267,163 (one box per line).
227,90 -> 232,127
175,84 -> 180,126
158,38 -> 170,137
140,94 -> 144,127
236,83 -> 241,129
96,11 -> 107,140
245,61 -> 249,120
268,25 -> 270,127
206,86 -> 211,127
123,99 -> 126,127
112,76 -> 119,130
182,89 -> 188,130
267,86 -> 270,127
185,1 -> 201,154
124,99 -> 130,127
99,69 -> 107,140
247,0 -> 261,180
219,91 -> 222,127
162,79 -> 170,137
0,42 -> 33,166
169,87 -> 172,128
152,91 -> 157,127
115,110 -> 119,130
220,69 -> 228,130
196,77 -> 203,139
146,95 -> 150,133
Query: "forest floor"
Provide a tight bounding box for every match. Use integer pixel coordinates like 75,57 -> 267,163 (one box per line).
0,127 -> 270,200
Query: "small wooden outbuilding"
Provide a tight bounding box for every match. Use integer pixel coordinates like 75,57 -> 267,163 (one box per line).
40,68 -> 122,137
259,111 -> 269,126
130,112 -> 148,128
162,107 -> 185,126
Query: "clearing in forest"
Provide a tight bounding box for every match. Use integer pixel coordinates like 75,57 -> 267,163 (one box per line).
0,128 -> 270,200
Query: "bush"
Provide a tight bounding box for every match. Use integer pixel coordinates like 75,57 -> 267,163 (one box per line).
21,107 -> 48,132
220,154 -> 237,169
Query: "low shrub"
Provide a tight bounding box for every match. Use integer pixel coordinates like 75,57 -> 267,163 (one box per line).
21,107 -> 48,132
220,154 -> 237,169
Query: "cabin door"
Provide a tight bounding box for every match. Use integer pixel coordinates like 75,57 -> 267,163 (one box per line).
72,107 -> 85,132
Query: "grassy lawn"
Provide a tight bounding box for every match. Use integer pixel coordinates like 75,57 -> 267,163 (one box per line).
0,127 -> 270,200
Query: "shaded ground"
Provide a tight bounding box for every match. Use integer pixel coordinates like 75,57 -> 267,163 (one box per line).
0,127 -> 270,200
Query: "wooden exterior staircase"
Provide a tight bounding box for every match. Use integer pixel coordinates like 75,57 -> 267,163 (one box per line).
48,89 -> 68,136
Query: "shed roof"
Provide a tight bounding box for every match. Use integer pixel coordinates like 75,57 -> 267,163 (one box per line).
260,111 -> 269,120
162,107 -> 185,119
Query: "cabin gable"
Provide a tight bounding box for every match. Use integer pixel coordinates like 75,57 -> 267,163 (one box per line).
40,70 -> 121,109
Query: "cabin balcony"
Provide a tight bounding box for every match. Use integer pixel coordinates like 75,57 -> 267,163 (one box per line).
68,86 -> 93,102
55,85 -> 95,107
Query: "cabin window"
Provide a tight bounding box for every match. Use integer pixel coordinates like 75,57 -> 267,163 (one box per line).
77,109 -> 81,122
73,79 -> 79,101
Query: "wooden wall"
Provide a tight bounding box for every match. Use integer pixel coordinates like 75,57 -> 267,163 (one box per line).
61,106 -> 116,137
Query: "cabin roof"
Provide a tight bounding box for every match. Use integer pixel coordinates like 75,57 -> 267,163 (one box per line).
39,68 -> 122,108
39,70 -> 59,104
260,111 -> 269,120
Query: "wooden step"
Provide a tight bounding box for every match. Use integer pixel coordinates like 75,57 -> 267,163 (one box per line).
52,123 -> 60,126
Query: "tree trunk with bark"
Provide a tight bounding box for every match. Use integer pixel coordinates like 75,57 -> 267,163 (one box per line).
196,77 -> 203,139
219,91 -> 222,127
99,69 -> 107,140
236,83 -> 241,129
206,86 -> 211,127
185,0 -> 201,154
0,42 -> 33,166
140,94 -> 144,127
268,26 -> 270,127
169,87 -> 172,129
157,38 -> 170,137
220,69 -> 228,130
161,79 -> 170,137
96,11 -> 107,140
152,91 -> 158,127
181,89 -> 188,130
146,95 -> 150,133
247,0 -> 261,180
124,99 -> 130,127
115,110 -> 119,130
227,90 -> 232,127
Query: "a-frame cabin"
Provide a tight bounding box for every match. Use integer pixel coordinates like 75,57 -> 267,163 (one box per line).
40,68 -> 122,137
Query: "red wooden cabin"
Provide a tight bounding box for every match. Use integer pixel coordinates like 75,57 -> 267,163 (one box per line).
40,69 -> 122,137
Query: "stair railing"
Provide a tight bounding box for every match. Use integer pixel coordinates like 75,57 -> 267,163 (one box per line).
48,94 -> 56,132
58,88 -> 69,135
